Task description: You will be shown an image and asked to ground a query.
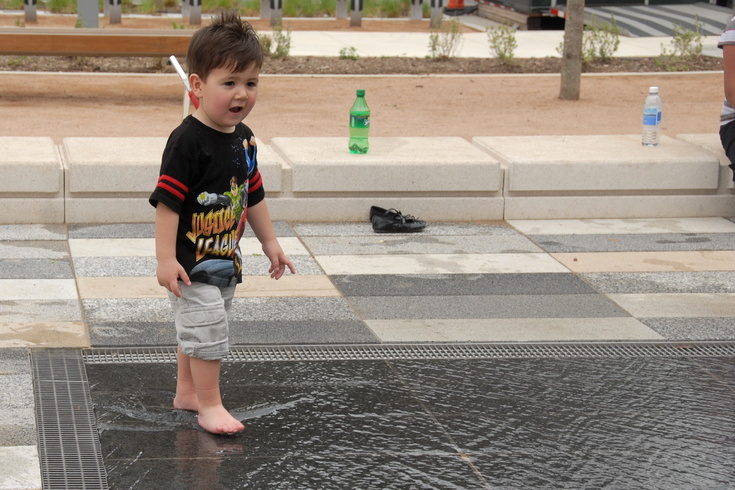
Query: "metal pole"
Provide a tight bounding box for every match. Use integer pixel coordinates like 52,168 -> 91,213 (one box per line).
350,0 -> 363,27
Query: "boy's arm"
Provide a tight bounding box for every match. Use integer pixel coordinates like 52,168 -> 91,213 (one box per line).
155,203 -> 191,297
246,200 -> 296,279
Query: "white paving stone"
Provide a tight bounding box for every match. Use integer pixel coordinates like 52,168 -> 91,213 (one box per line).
365,318 -> 663,342
0,279 -> 78,301
609,293 -> 735,318
315,253 -> 570,275
0,446 -> 41,490
508,218 -> 735,236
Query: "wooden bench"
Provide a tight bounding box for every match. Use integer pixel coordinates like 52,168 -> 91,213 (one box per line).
0,28 -> 193,57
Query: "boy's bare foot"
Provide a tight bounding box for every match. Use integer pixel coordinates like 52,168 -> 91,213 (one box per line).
173,393 -> 199,412
198,404 -> 245,434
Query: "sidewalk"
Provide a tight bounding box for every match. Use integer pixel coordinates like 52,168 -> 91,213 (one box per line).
2,217 -> 735,488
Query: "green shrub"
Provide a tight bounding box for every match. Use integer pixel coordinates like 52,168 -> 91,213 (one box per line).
556,15 -> 620,63
339,46 -> 360,60
656,17 -> 703,71
428,18 -> 463,60
487,22 -> 517,64
261,25 -> 292,60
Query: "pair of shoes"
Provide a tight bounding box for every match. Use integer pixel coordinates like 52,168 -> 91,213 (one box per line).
370,206 -> 426,233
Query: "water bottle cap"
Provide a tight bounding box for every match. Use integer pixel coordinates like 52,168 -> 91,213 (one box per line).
356,89 -> 365,96
649,86 -> 659,94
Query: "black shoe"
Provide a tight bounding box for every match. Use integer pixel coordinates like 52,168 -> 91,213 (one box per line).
370,207 -> 426,233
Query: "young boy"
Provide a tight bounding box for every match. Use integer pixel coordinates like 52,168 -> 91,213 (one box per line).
150,10 -> 295,434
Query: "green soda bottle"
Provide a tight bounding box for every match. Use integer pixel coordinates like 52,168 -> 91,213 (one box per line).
349,89 -> 370,154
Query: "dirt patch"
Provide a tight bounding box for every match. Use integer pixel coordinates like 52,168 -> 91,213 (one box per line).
0,13 -> 726,147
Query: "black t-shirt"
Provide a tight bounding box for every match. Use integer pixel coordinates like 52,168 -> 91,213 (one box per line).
149,116 -> 265,286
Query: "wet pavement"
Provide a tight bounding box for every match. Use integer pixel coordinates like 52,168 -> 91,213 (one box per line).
87,355 -> 735,489
2,217 -> 735,489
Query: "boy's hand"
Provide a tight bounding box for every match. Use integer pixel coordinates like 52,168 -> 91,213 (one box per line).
262,240 -> 296,280
157,258 -> 191,297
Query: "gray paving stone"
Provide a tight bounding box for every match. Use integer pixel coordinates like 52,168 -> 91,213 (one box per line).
0,224 -> 66,241
300,234 -> 542,255
349,295 -> 629,320
241,255 -> 323,276
0,241 -> 68,260
529,233 -> 735,253
0,349 -> 30,374
88,321 -> 173,346
68,223 -> 155,239
292,222 -> 510,237
583,272 -> 735,294
0,300 -> 82,322
230,320 -> 378,344
242,221 -> 295,237
83,299 -> 170,323
230,297 -> 361,322
0,410 -> 36,446
332,273 -> 597,297
0,374 -> 33,408
73,256 -> 157,277
641,317 -> 735,341
0,258 -> 73,279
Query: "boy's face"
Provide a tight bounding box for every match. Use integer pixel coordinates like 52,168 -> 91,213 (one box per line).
190,63 -> 260,133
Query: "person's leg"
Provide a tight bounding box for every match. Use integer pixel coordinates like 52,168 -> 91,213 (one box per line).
173,345 -> 198,412
720,120 -> 735,181
170,281 -> 243,433
189,356 -> 244,434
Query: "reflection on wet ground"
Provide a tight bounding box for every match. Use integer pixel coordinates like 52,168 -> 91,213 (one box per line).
88,355 -> 735,489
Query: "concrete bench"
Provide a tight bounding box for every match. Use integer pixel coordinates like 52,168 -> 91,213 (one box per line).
269,136 -> 504,221
61,137 -> 285,223
0,137 -> 63,223
473,134 -> 727,219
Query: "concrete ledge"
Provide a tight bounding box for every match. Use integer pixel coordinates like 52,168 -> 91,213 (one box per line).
62,137 -> 165,223
2,134 -> 733,223
269,136 -> 504,220
273,136 -> 502,193
474,134 -> 725,219
676,133 -> 734,191
0,137 -> 63,223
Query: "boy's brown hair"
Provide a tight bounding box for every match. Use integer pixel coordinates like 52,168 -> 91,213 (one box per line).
187,10 -> 263,81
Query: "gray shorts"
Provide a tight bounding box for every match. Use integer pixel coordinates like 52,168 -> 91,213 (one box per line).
169,282 -> 236,361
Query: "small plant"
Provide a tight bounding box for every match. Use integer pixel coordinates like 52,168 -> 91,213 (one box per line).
74,17 -> 86,28
428,18 -> 463,61
487,22 -> 517,65
556,15 -> 620,64
7,56 -> 29,67
339,46 -> 360,60
583,15 -> 620,62
261,25 -> 292,60
15,16 -> 25,27
172,21 -> 186,29
656,17 -> 703,71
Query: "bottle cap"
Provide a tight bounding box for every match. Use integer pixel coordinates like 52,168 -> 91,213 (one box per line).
649,86 -> 659,94
356,89 -> 365,96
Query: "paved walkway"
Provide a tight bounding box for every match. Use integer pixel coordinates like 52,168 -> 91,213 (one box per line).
2,217 -> 735,488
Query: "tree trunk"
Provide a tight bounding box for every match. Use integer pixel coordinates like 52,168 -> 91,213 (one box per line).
559,0 -> 585,101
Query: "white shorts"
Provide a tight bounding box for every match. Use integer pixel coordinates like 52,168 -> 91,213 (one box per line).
169,281 -> 236,361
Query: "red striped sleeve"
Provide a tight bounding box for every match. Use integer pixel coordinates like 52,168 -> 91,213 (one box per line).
156,175 -> 188,201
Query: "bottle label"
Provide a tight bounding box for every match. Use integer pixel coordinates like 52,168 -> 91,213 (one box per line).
643,108 -> 658,126
350,115 -> 370,129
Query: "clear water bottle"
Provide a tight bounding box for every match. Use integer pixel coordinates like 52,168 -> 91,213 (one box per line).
642,86 -> 662,147
349,89 -> 370,154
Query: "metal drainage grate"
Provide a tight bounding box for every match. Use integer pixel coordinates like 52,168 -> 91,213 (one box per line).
31,349 -> 108,490
83,341 -> 735,364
